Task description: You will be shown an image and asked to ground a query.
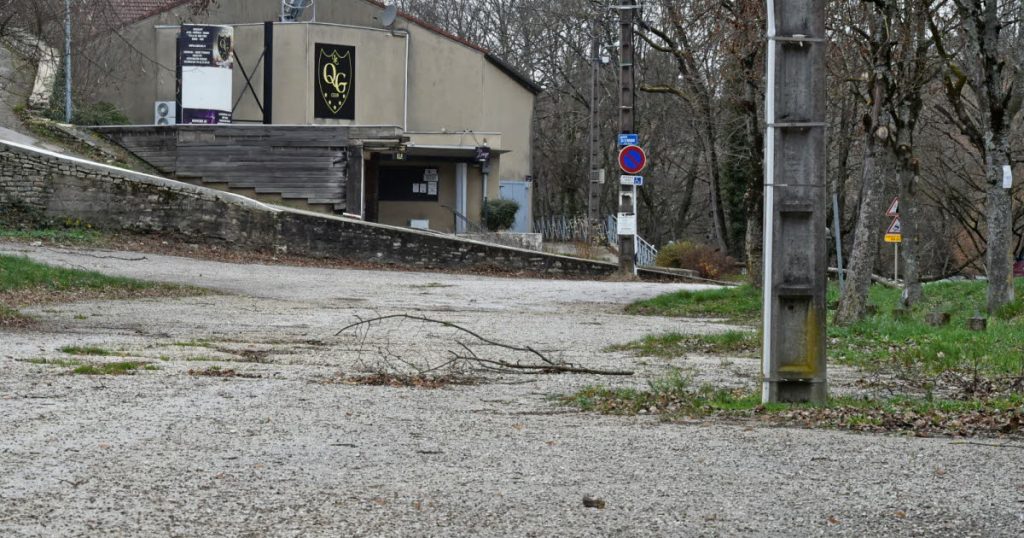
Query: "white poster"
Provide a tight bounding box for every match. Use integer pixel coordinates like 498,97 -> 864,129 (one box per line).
617,213 -> 637,235
179,25 -> 234,124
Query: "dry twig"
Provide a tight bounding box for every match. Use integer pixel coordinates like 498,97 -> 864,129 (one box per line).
337,314 -> 633,376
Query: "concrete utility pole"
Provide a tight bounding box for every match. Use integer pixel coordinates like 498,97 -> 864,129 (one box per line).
761,0 -> 828,403
64,0 -> 72,123
616,0 -> 637,275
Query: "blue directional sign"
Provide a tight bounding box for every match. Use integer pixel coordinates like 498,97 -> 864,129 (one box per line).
618,133 -> 639,147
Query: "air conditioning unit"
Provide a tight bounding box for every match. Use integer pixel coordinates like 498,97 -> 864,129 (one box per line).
154,101 -> 176,125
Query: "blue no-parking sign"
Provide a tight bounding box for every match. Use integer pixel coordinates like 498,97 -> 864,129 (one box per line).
618,145 -> 647,175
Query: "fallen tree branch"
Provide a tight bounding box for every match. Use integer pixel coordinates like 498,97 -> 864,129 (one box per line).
451,344 -> 633,377
828,268 -> 901,289
338,314 -> 554,365
337,314 -> 633,376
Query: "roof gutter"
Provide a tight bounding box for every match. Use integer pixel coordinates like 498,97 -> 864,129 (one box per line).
484,54 -> 542,95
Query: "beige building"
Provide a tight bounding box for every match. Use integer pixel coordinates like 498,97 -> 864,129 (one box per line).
91,0 -> 538,233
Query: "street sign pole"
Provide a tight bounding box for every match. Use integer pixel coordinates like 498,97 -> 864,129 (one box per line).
617,0 -> 637,276
587,28 -> 601,245
885,198 -> 901,281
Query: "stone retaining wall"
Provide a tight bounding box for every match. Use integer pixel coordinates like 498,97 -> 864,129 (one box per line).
0,140 -> 620,277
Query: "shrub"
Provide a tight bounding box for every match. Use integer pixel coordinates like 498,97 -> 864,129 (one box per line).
655,241 -> 737,279
482,199 -> 519,231
71,102 -> 130,126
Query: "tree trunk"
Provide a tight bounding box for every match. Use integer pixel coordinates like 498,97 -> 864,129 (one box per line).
704,116 -> 730,253
836,130 -> 889,325
745,200 -> 763,287
898,163 -> 923,307
986,143 -> 1015,313
742,65 -> 764,288
836,10 -> 893,326
674,160 -> 698,238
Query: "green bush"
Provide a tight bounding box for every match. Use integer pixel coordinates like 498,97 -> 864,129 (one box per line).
655,241 -> 737,279
71,102 -> 130,126
482,199 -> 519,231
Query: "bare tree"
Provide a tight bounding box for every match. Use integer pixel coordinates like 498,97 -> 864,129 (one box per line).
932,0 -> 1023,313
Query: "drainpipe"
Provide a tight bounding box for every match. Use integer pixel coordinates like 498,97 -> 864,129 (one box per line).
482,165 -> 490,230
402,30 -> 409,131
64,0 -> 72,123
762,0 -> 777,403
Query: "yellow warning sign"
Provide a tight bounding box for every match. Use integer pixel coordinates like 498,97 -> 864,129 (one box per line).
885,234 -> 902,243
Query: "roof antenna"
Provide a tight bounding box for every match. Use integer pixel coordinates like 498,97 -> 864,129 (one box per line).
377,4 -> 398,30
280,0 -> 314,22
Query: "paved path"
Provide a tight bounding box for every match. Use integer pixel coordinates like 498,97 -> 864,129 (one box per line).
1,244 -> 1022,537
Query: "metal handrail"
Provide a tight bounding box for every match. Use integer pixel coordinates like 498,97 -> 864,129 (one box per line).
441,205 -> 487,235
607,215 -> 658,267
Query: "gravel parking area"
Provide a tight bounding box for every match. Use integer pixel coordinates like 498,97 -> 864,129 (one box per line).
1,243 -> 1023,537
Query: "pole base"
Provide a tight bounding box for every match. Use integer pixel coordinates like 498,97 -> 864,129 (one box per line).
762,380 -> 827,404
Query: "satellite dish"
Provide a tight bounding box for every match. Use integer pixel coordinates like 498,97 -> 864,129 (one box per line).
380,4 -> 398,28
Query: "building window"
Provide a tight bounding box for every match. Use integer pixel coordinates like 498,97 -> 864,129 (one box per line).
379,167 -> 440,202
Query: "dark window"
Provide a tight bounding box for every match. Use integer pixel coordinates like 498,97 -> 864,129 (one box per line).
378,166 -> 440,202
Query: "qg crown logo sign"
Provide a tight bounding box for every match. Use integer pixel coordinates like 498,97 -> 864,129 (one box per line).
315,43 -> 356,120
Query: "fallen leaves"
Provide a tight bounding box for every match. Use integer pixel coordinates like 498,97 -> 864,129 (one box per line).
322,373 -> 479,389
769,406 -> 1024,438
188,367 -> 262,379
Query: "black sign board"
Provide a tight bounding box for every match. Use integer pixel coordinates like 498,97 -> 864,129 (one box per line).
474,146 -> 491,163
314,43 -> 356,120
180,25 -> 233,68
379,167 -> 440,202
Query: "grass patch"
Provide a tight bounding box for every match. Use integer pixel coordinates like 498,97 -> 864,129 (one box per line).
59,345 -> 114,356
0,255 -> 159,294
562,371 -> 1024,437
626,285 -> 760,322
22,358 -> 84,367
828,279 -> 1024,376
0,255 -> 201,314
71,361 -> 154,375
0,227 -> 104,245
607,330 -> 759,357
0,303 -> 33,326
623,278 -> 1024,376
565,370 -> 766,416
171,340 -> 215,348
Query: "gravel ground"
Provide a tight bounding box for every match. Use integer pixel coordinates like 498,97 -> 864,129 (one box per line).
1,243 -> 1023,537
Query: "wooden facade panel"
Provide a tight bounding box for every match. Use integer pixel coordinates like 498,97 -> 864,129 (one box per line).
93,126 -> 366,212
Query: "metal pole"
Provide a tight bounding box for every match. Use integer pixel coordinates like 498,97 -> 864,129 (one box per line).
617,0 -> 637,275
832,193 -> 845,293
64,0 -> 72,123
762,0 -> 828,404
587,28 -> 601,243
895,243 -> 899,282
